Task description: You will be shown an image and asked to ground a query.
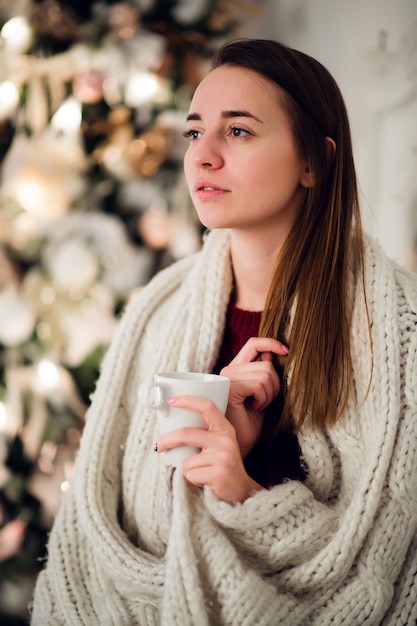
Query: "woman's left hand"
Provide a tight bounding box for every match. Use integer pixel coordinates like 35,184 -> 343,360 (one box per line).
156,395 -> 262,504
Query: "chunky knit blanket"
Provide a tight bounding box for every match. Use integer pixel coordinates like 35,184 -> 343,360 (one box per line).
31,229 -> 417,625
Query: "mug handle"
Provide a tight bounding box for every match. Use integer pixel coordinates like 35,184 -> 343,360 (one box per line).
138,382 -> 169,415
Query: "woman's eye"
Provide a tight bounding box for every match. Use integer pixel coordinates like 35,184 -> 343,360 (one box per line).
228,126 -> 250,138
183,129 -> 201,140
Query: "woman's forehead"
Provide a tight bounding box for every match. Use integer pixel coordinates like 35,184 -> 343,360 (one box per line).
189,65 -> 285,114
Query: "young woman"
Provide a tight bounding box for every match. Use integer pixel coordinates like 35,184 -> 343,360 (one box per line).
31,39 -> 417,625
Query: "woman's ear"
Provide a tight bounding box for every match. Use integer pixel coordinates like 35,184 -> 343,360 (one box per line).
300,136 -> 337,188
300,162 -> 315,188
326,136 -> 336,166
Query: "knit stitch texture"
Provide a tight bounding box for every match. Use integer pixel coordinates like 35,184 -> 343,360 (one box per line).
31,229 -> 417,625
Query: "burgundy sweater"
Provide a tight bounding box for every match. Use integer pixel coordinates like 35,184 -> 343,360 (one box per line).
214,303 -> 306,488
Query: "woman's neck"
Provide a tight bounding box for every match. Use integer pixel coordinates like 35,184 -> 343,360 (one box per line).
230,231 -> 283,312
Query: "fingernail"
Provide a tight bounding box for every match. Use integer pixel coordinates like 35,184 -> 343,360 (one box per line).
167,397 -> 177,405
153,442 -> 158,452
282,344 -> 289,354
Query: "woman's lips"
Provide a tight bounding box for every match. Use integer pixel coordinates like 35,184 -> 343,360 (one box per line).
193,182 -> 229,200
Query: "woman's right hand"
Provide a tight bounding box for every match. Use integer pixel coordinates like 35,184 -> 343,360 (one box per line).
220,337 -> 288,458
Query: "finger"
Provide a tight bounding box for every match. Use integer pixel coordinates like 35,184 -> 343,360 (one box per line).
181,451 -> 256,503
226,371 -> 280,410
157,422 -> 232,456
221,361 -> 281,405
157,427 -> 210,453
223,360 -> 279,383
164,395 -> 230,433
182,445 -> 238,480
227,337 -> 289,366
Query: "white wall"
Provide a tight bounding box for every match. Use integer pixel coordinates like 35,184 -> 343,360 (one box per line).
245,0 -> 417,270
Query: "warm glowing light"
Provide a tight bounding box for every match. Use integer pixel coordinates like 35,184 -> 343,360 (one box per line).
15,176 -> 49,214
0,81 -> 19,120
37,359 -> 60,390
14,173 -> 69,220
125,72 -> 159,106
1,16 -> 33,53
0,402 -> 7,432
51,97 -> 82,134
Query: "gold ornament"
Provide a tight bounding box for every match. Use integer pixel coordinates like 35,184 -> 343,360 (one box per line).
124,126 -> 169,177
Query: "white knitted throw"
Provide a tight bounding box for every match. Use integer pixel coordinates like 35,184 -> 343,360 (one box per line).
31,229 -> 417,625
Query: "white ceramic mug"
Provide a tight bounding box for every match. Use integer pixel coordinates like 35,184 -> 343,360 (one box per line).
139,371 -> 230,467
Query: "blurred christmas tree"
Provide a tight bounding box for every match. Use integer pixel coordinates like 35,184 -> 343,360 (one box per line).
0,0 -> 260,620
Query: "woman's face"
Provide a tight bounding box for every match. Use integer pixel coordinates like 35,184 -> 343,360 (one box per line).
184,65 -> 312,238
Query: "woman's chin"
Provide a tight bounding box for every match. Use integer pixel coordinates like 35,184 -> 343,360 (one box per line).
197,214 -> 232,231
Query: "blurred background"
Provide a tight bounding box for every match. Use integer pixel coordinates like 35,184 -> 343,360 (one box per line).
0,0 -> 415,622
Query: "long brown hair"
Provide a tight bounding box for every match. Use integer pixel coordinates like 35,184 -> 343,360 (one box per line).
213,39 -> 369,432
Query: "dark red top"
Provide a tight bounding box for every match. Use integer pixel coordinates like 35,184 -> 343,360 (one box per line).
214,304 -> 262,371
214,303 -> 306,488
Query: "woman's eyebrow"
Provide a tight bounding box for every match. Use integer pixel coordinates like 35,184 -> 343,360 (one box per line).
186,110 -> 263,123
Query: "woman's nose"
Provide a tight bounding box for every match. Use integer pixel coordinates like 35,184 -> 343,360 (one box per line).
191,135 -> 224,169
